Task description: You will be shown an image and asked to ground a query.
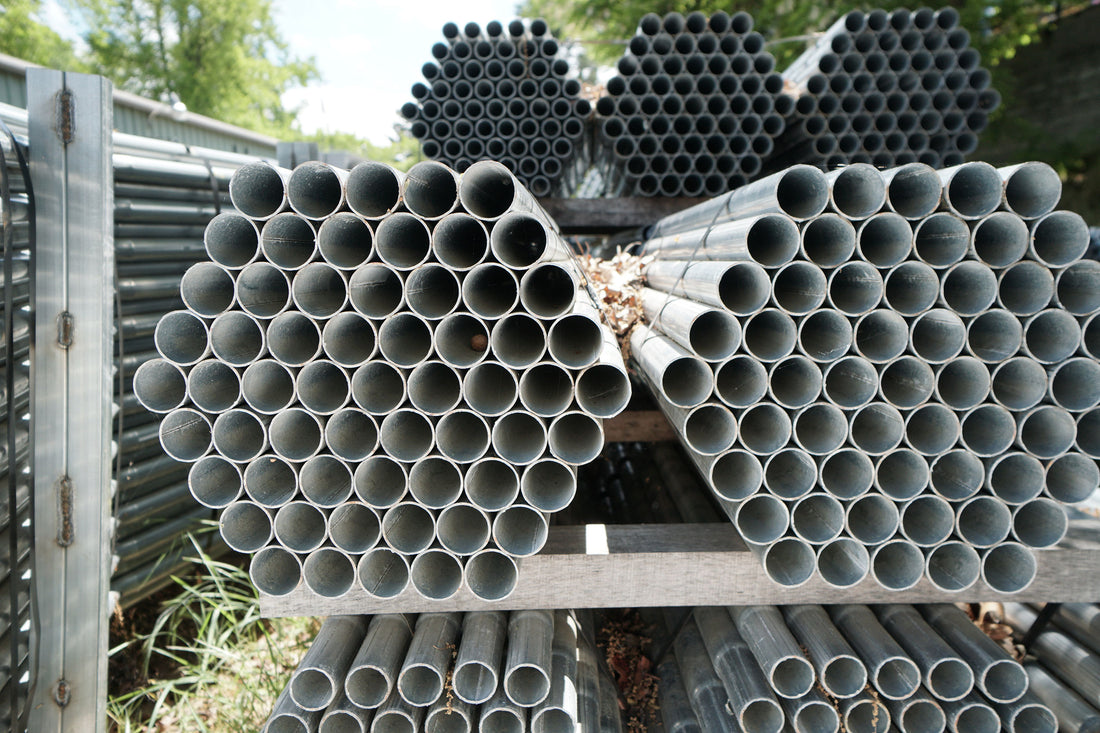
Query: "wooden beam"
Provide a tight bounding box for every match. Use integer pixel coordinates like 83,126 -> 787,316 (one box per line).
259,519 -> 1100,617
602,410 -> 677,442
539,197 -> 707,235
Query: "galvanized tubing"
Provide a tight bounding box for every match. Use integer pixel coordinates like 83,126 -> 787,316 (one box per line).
593,9 -> 791,196
140,158 -> 630,602
636,160 -> 1094,591
406,20 -> 587,195
774,10 -> 1000,171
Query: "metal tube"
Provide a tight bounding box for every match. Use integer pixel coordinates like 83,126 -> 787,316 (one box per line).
1017,404 -> 1077,459
821,356 -> 877,409
323,409 -> 378,464
407,456 -> 463,509
261,213 -> 317,270
648,165 -> 828,237
328,502 -> 380,554
771,261 -> 827,315
742,308 -> 797,362
348,263 -> 404,320
518,362 -> 574,418
883,261 -> 938,316
762,448 -> 817,499
296,360 -> 350,415
827,260 -> 883,315
994,691 -> 1058,733
520,459 -> 576,513
451,612 -> 508,705
546,299 -> 605,368
756,537 -> 816,587
291,262 -> 347,319
319,693 -> 371,733
265,684 -> 322,732
436,503 -> 491,556
462,458 -> 519,513
189,454 -> 242,508
243,453 -> 297,508
229,161 -> 290,220
881,162 -> 942,220
290,616 -> 369,711
1046,452 -> 1100,504
981,542 -> 1037,593
155,309 -> 210,366
643,213 -> 800,266
357,548 -> 410,599
180,261 -> 235,317
241,360 -> 295,415
642,289 -> 740,362
938,162 -> 1002,219
970,211 -> 1028,268
504,610 -> 555,707
159,408 -> 211,462
714,355 -> 768,409
249,545 -> 301,597
490,213 -> 571,269
791,494 -> 845,545
817,538 -> 870,588
780,687 -> 840,733
316,213 -> 373,271
871,540 -> 925,591
346,161 -> 403,219
644,259 -> 771,315
319,313 -> 376,369
219,501 -> 272,553
479,687 -> 527,733
656,658 -> 701,733
1055,259 -> 1100,315
267,311 -> 322,367
913,212 -> 969,267
465,549 -> 518,602
381,502 -> 436,555
133,358 -> 187,413
407,361 -> 461,417
910,308 -> 966,363
286,161 -> 347,221
371,691 -> 424,733
402,160 -> 458,220
846,492 -> 900,545
820,448 -> 874,499
828,605 -> 921,700
857,212 -> 912,267
374,212 -> 432,271
998,260 -> 1054,316
904,403 -> 959,455
1029,210 -> 1089,267
840,691 -> 891,733
1012,498 -> 1069,548
849,402 -> 905,455
939,694 -> 1000,733
1025,662 -> 1100,733
493,504 -> 549,557
940,261 -> 997,316
490,313 -> 546,369
630,324 -> 712,407
274,500 -> 328,554
379,409 -> 435,462
352,362 -> 406,416
682,613 -> 770,733
530,611 -> 579,733
436,409 -> 490,463
782,605 -> 867,699
876,605 -> 974,702
728,606 -> 816,699
986,452 -> 1044,505
922,604 -> 1028,703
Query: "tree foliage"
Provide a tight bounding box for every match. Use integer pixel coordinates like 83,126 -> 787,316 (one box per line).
69,0 -> 318,137
0,0 -> 86,70
521,0 -> 1052,71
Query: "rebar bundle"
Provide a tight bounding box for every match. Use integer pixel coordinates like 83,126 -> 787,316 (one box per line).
772,8 -> 999,172
263,610 -> 619,733
638,161 -> 1098,591
404,20 -> 590,197
666,604 -> 1053,733
593,11 -> 790,198
137,158 -> 629,602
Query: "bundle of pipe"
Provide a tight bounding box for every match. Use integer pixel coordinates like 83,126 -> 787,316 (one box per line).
0,120 -> 34,726
0,101 -> 242,609
637,161 -> 1099,591
136,158 -> 630,603
1002,603 -> 1100,733
262,610 -> 623,733
403,19 -> 590,198
592,10 -> 790,198
770,7 -> 999,173
662,604 -> 1054,733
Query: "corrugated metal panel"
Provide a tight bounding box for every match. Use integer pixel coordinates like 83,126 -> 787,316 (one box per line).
0,65 -> 277,158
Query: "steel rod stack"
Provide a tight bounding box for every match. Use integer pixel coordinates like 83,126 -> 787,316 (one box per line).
665,604 -> 1053,733
0,119 -> 33,728
1002,603 -> 1100,732
592,10 -> 790,198
137,158 -> 629,602
771,7 -> 999,172
637,160 -> 1098,591
404,19 -> 590,197
263,610 -> 619,733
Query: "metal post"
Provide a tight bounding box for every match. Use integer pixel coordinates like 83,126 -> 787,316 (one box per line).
29,69 -> 115,733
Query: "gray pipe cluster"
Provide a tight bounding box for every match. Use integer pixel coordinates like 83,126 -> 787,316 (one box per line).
1002,603 -> 1100,733
592,10 -> 788,198
136,157 -> 629,602
638,161 -> 1098,591
773,8 -> 999,172
262,610 -> 622,733
404,20 -> 590,197
665,604 -> 1054,733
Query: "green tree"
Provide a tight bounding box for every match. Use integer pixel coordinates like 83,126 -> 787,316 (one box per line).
70,0 -> 318,137
0,0 -> 85,70
522,0 -> 1050,70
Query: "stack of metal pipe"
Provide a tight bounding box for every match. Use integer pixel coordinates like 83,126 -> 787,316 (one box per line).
263,610 -> 622,733
593,11 -> 790,198
1002,603 -> 1100,733
0,120 -> 33,727
137,158 -> 630,602
110,132 -> 264,606
637,160 -> 1099,591
404,20 -> 590,197
771,7 -> 999,172
664,603 -> 1054,733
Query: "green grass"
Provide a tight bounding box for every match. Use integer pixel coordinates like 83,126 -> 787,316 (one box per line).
108,535 -> 318,732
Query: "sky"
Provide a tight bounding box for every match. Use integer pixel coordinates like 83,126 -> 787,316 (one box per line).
273,0 -> 522,145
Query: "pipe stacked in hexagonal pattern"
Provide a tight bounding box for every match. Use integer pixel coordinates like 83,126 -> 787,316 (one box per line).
135,158 -> 630,603
771,7 -> 1000,172
592,10 -> 791,198
637,160 -> 1099,592
403,20 -> 591,197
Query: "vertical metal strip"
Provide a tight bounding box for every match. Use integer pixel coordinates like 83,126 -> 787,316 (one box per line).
28,70 -> 114,733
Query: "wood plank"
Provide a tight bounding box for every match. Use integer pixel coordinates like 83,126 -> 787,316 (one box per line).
602,410 -> 677,442
259,519 -> 1100,617
539,197 -> 707,235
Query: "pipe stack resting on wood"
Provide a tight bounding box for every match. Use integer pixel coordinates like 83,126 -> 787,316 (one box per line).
663,604 -> 1053,733
136,158 -> 629,603
262,610 -> 622,733
404,20 -> 590,197
593,10 -> 790,198
1002,603 -> 1100,733
772,7 -> 999,172
638,160 -> 1098,591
